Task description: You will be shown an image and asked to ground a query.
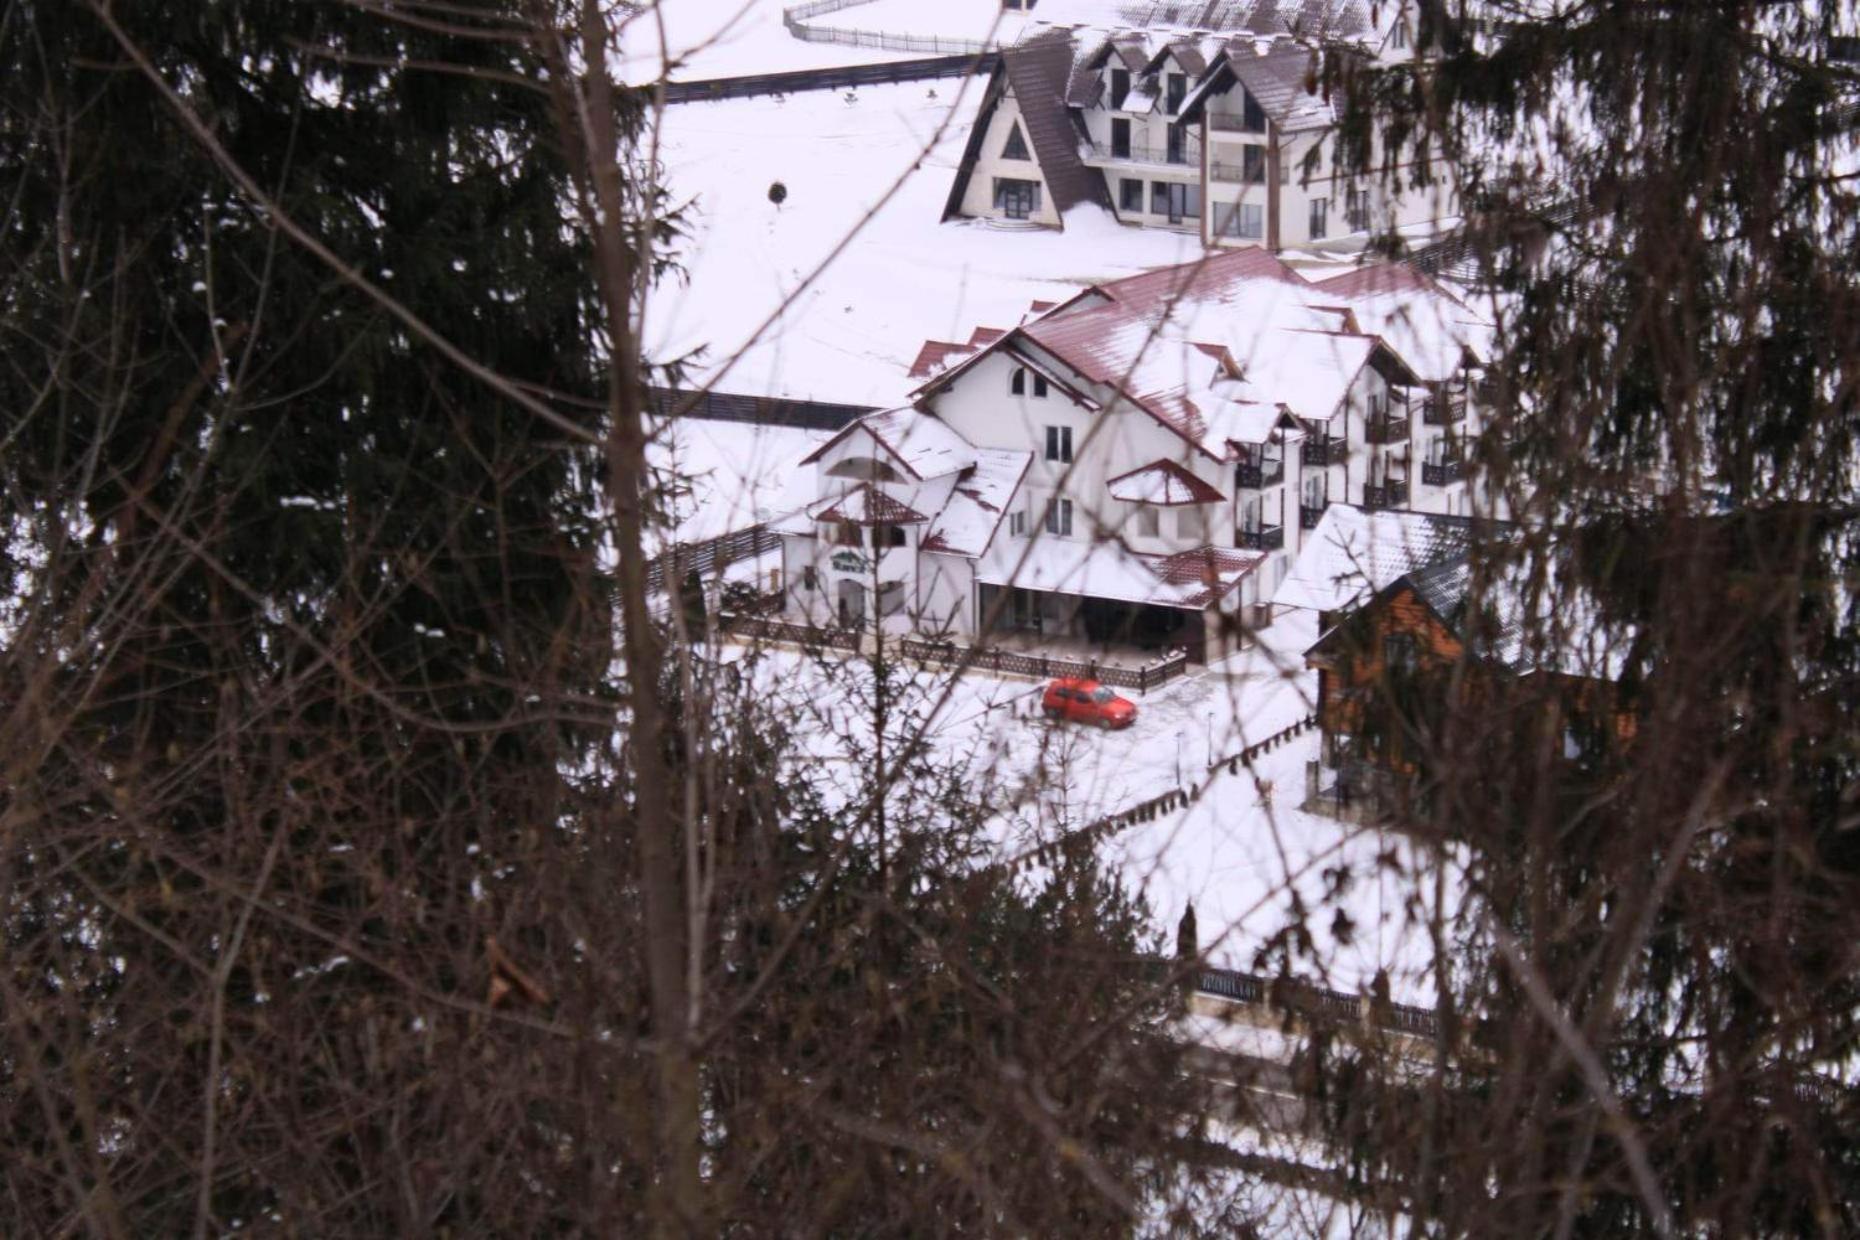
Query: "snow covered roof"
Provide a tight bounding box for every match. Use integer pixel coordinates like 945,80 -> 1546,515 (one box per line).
999,29 -> 1112,216
811,483 -> 931,526
1274,504 -> 1478,613
1107,459 -> 1228,505
1179,39 -> 1337,133
1309,265 -> 1491,382
1033,0 -> 1372,40
921,449 -> 1033,556
978,537 -> 1263,610
801,406 -> 977,479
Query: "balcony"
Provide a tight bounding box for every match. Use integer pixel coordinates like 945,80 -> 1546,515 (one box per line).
1234,458 -> 1284,489
1422,459 -> 1467,486
1361,482 -> 1410,511
1209,159 -> 1266,184
1237,524 -> 1285,551
1422,393 -> 1468,425
1300,503 -> 1327,530
1207,112 -> 1266,134
1364,415 -> 1410,445
1084,138 -> 1199,168
1302,435 -> 1346,467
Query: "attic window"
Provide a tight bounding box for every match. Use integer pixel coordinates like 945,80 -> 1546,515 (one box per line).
1110,67 -> 1130,109
1165,72 -> 1186,116
1011,367 -> 1026,395
1243,92 -> 1267,133
1002,121 -> 1031,162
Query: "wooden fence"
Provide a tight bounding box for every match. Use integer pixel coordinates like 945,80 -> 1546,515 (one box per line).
1195,966 -> 1439,1040
1210,713 -> 1320,776
645,524 -> 782,593
722,613 -> 861,653
663,52 -> 995,104
900,638 -> 1190,694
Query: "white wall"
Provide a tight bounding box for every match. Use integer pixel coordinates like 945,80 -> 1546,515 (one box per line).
960,91 -> 1063,228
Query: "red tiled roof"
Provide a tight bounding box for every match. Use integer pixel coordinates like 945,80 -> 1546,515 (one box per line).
1313,262 -> 1468,308
908,339 -> 976,379
814,483 -> 929,526
1107,459 -> 1227,506
1155,545 -> 1263,607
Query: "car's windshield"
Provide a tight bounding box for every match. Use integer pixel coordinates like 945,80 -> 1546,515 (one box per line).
1091,687 -> 1116,704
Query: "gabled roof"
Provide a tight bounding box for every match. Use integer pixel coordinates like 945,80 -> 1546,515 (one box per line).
1179,40 -> 1338,133
811,483 -> 930,526
920,449 -> 1033,556
1107,459 -> 1228,505
799,407 -> 977,479
1274,504 -> 1479,614
999,29 -> 1112,216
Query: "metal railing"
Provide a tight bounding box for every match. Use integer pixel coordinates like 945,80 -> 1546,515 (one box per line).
1234,458 -> 1284,489
1365,414 -> 1410,445
1421,459 -> 1467,486
1196,967 -> 1439,1040
1237,524 -> 1285,552
1362,481 -> 1411,510
1084,138 -> 1199,167
1300,503 -> 1327,530
1207,112 -> 1266,134
901,637 -> 1190,693
1209,159 -> 1266,184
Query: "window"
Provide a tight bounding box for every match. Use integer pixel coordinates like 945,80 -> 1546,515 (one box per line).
1384,633 -> 1419,674
1309,196 -> 1329,239
1154,182 -> 1197,223
1111,117 -> 1131,159
1242,145 -> 1265,184
993,178 -> 1042,220
1242,91 -> 1267,133
1001,121 -> 1030,161
1009,510 -> 1028,537
1044,498 -> 1074,536
1345,186 -> 1369,231
1044,425 -> 1073,463
1151,181 -> 1170,216
1011,367 -> 1026,395
870,524 -> 906,549
827,455 -> 903,483
1214,202 -> 1264,239
1165,72 -> 1186,116
1137,507 -> 1159,537
1119,177 -> 1144,211
1176,507 -> 1205,540
1110,67 -> 1130,109
835,523 -> 861,546
801,566 -> 818,590
1033,374 -> 1049,397
1166,124 -> 1187,165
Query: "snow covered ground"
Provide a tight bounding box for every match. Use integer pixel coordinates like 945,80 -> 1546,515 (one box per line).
646,415 -> 828,552
646,79 -> 1207,407
617,0 -> 917,83
728,601 -> 1453,1007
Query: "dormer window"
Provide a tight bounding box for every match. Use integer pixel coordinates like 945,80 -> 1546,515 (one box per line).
1165,72 -> 1186,116
1002,121 -> 1030,162
1110,67 -> 1130,109
1243,92 -> 1267,133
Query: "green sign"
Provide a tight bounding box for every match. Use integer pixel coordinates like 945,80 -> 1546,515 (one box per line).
830,549 -> 867,574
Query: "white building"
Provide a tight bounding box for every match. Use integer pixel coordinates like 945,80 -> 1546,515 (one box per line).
775,247 -> 1494,663
944,3 -> 1454,248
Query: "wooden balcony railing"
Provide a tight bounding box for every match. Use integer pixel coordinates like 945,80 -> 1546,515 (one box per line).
1365,415 -> 1410,445
1422,459 -> 1467,486
1237,524 -> 1285,551
1302,435 -> 1346,467
1300,503 -> 1327,530
1422,394 -> 1468,425
1361,481 -> 1410,510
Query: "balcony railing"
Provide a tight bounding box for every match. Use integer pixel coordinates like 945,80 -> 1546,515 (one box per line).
1237,524 -> 1285,551
1300,503 -> 1327,530
1365,415 -> 1410,445
1422,394 -> 1468,425
1302,435 -> 1346,467
1361,481 -> 1410,510
1209,160 -> 1266,184
1207,112 -> 1266,134
1234,458 -> 1285,489
1422,459 -> 1467,486
1084,138 -> 1199,167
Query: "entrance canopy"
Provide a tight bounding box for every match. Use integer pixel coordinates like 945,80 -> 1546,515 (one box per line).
976,536 -> 1262,611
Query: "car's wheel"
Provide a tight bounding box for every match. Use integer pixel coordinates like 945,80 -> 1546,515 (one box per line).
1099,715 -> 1114,729
1044,707 -> 1061,721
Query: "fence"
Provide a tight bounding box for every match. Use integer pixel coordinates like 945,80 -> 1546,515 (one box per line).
645,524 -> 782,593
899,637 -> 1191,693
783,0 -> 995,56
1196,966 -> 1439,1040
663,53 -> 995,104
721,613 -> 861,653
1211,714 -> 1320,777
651,386 -> 876,431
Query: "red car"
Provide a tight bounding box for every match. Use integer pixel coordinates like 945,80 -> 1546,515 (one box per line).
1042,678 -> 1138,729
